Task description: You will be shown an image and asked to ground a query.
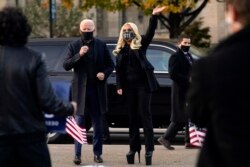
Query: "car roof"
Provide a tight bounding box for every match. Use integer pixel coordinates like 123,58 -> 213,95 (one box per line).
28,37 -> 177,48
27,37 -> 178,52
27,37 -> 204,57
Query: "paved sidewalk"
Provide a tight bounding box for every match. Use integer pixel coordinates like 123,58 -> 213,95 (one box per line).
49,144 -> 200,167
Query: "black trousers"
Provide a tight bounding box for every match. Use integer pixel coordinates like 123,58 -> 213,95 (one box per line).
125,87 -> 154,152
163,122 -> 190,143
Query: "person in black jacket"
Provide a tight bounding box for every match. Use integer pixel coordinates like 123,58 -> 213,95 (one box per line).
0,7 -> 76,167
63,19 -> 114,165
186,0 -> 250,166
157,34 -> 195,150
113,6 -> 166,166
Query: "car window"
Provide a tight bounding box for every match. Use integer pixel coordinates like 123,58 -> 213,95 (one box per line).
146,48 -> 171,72
107,44 -> 173,73
190,45 -> 205,58
28,40 -> 177,73
107,44 -> 116,64
28,45 -> 67,72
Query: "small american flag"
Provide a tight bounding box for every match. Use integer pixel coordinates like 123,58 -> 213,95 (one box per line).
189,122 -> 206,147
65,116 -> 87,144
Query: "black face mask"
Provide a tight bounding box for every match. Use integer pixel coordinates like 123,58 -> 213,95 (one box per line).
81,31 -> 93,41
180,45 -> 190,52
123,31 -> 135,41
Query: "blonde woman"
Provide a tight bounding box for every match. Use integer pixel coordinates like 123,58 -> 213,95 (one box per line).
113,6 -> 166,166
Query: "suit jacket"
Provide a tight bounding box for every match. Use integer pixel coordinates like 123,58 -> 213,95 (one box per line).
186,25 -> 250,167
63,38 -> 114,115
168,48 -> 194,122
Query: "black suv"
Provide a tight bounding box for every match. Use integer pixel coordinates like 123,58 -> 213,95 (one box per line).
27,37 -> 202,142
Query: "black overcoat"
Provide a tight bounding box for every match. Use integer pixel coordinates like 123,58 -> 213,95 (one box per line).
168,48 -> 194,122
186,26 -> 250,167
63,38 -> 114,115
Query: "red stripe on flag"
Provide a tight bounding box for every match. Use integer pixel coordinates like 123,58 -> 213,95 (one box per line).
65,116 -> 87,144
189,122 -> 206,147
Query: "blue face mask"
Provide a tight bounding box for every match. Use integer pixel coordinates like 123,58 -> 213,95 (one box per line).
123,31 -> 135,41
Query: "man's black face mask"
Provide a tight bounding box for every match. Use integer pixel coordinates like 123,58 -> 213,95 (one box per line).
180,45 -> 190,52
81,31 -> 94,41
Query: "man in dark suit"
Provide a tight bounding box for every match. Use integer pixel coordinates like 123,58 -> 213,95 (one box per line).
186,0 -> 250,166
158,35 -> 194,150
63,19 -> 114,165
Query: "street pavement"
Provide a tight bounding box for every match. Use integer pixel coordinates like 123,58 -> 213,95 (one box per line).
49,144 -> 200,167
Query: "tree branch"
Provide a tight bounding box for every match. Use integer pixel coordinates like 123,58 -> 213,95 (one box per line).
159,13 -> 169,23
179,0 -> 209,32
179,14 -> 197,32
158,17 -> 170,30
132,0 -> 141,7
184,0 -> 209,16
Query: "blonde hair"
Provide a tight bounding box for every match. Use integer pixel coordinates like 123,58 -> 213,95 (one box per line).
112,22 -> 142,56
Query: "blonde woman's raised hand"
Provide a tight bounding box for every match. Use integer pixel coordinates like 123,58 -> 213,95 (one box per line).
152,6 -> 167,15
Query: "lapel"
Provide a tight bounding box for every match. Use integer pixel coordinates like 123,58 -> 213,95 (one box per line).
91,38 -> 97,64
80,38 -> 97,62
0,46 -> 5,65
178,48 -> 192,66
134,49 -> 146,69
185,52 -> 193,65
93,39 -> 97,63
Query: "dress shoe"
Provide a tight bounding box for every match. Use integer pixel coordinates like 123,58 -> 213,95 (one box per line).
145,151 -> 153,165
157,136 -> 175,150
73,156 -> 81,165
185,143 -> 201,149
94,155 -> 103,163
126,150 -> 140,164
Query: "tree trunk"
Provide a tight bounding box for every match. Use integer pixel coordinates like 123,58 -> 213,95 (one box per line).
169,13 -> 182,39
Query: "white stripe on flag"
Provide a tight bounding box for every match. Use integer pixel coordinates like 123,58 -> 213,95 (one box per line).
65,117 -> 87,144
189,122 -> 206,147
66,118 -> 86,138
71,117 -> 86,133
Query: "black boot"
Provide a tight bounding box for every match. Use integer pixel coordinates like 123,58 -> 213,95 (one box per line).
145,151 -> 153,165
126,150 -> 140,164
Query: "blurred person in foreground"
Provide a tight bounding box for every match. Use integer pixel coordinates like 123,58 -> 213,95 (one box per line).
186,0 -> 250,166
63,19 -> 114,165
113,6 -> 166,166
0,7 -> 76,167
157,34 -> 195,150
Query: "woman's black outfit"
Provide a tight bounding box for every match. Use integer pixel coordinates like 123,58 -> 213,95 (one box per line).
115,15 -> 159,164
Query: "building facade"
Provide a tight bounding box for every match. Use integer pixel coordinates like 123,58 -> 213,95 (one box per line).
101,2 -> 227,44
1,0 -> 227,44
